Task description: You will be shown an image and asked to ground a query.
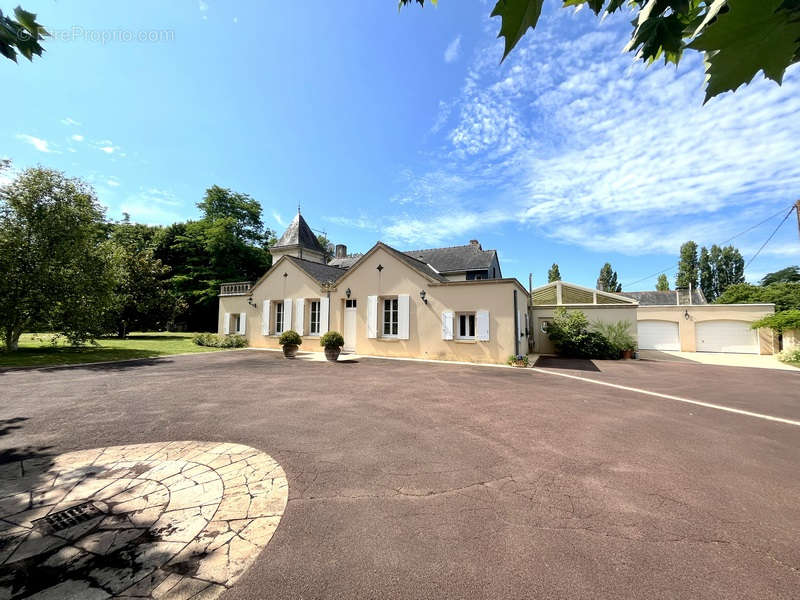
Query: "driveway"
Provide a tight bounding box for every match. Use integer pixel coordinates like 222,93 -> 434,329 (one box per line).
638,349 -> 799,371
1,351 -> 798,599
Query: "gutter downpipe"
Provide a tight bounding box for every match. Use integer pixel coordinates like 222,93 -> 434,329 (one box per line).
513,289 -> 519,356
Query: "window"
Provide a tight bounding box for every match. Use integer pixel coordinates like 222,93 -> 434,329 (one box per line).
456,312 -> 476,339
232,314 -> 241,333
275,301 -> 284,334
309,300 -> 321,335
382,298 -> 398,336
346,299 -> 357,308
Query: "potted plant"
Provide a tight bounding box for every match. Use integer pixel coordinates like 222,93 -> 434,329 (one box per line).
320,331 -> 345,362
278,330 -> 302,358
507,354 -> 530,368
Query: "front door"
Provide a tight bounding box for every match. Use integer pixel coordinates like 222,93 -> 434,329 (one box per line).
343,300 -> 357,352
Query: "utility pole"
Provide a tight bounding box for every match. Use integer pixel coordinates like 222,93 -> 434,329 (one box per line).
795,200 -> 800,240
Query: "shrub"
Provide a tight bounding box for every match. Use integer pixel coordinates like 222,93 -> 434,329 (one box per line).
592,320 -> 636,352
778,347 -> 800,364
507,354 -> 529,366
278,330 -> 302,346
320,331 -> 344,349
192,333 -> 248,348
547,307 -> 619,360
751,309 -> 800,333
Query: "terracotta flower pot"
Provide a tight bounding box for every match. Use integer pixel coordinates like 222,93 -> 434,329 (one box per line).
324,346 -> 341,362
621,349 -> 634,360
282,344 -> 298,358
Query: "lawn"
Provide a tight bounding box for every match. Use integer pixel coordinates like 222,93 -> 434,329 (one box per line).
0,332 -> 229,368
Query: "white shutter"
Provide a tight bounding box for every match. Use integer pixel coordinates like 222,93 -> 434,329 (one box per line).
295,298 -> 305,335
262,300 -> 271,335
367,295 -> 378,339
441,311 -> 454,340
477,310 -> 490,341
320,297 -> 330,333
284,298 -> 293,330
398,294 -> 410,340
223,312 -> 230,335
238,312 -> 247,335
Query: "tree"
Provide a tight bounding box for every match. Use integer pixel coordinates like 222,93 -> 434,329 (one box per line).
317,233 -> 334,263
597,262 -> 621,292
715,282 -> 800,312
676,241 -> 698,289
547,263 -> 561,283
0,6 -> 47,64
0,168 -> 115,351
699,246 -> 713,298
697,243 -> 745,300
400,0 -> 800,103
761,266 -> 800,285
196,185 -> 267,245
107,220 -> 184,338
750,309 -> 800,333
656,274 -> 670,291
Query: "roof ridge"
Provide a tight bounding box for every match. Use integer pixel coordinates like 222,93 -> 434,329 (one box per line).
404,243 -> 480,253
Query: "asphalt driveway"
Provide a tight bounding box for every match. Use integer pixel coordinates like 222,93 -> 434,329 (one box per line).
1,351 -> 798,599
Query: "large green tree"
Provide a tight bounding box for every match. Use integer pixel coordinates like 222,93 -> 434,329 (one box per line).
697,243 -> 744,300
0,167 -> 115,351
675,241 -> 699,289
597,262 -> 622,292
401,0 -> 800,102
547,263 -> 561,283
760,266 -> 800,285
715,282 -> 800,312
656,273 -> 670,291
153,186 -> 274,331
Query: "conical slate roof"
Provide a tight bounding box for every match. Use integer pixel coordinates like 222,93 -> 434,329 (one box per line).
274,212 -> 325,253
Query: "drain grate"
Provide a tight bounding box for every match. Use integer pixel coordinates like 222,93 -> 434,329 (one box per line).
33,502 -> 105,533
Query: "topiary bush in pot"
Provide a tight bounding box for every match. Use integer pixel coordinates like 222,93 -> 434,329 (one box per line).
278,330 -> 302,358
320,331 -> 344,362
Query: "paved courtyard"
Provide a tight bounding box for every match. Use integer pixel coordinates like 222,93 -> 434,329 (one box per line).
1,351 -> 798,599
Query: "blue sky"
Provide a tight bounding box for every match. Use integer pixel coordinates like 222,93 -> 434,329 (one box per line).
3,0 -> 799,289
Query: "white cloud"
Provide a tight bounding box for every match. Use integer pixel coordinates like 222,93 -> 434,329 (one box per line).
233,16 -> 238,24
119,188 -> 181,223
272,211 -> 285,227
106,178 -> 121,187
444,35 -> 462,64
60,117 -> 80,126
198,0 -> 208,11
71,134 -> 84,142
16,134 -> 58,153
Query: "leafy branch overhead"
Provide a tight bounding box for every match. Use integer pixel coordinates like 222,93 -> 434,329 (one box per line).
400,0 -> 800,101
0,6 -> 48,63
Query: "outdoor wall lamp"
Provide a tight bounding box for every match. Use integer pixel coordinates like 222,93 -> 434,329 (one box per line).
345,288 -> 351,299
419,289 -> 427,304
247,296 -> 257,309
684,309 -> 690,320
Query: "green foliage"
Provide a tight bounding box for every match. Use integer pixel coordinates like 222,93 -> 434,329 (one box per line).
547,263 -> 561,283
715,282 -> 800,312
676,241 -> 698,289
750,309 -> 800,333
320,330 -> 344,348
597,262 -> 621,292
0,6 -> 48,63
698,243 -> 744,301
400,0 -> 800,101
507,353 -> 530,366
656,274 -> 670,291
0,167 -> 116,351
592,320 -> 636,351
278,329 -> 302,346
547,307 -> 618,359
192,333 -> 248,348
761,266 -> 800,285
317,233 -> 334,263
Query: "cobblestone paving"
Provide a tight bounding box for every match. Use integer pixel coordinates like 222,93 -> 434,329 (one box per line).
0,442 -> 288,599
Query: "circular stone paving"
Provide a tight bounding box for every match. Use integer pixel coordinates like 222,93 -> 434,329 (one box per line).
0,441 -> 288,599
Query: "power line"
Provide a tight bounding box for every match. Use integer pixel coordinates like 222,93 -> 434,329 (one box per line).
745,205 -> 796,268
621,204 -> 795,289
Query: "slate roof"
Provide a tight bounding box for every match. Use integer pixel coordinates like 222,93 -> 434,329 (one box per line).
274,213 -> 326,253
327,254 -> 362,269
620,290 -> 707,306
403,244 -> 498,274
285,256 -> 346,285
389,247 -> 448,282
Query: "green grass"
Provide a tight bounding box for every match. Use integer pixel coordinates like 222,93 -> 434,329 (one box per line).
0,332 -> 230,368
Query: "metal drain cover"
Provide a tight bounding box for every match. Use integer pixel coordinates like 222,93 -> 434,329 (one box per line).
33,501 -> 105,534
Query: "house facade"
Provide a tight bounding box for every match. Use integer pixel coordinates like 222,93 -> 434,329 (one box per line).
218,213 -> 529,364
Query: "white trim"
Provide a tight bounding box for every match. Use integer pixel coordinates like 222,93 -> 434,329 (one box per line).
223,313 -> 230,335
284,298 -> 293,331
295,298 -> 305,335
476,310 -> 489,341
320,297 -> 330,334
262,300 -> 271,335
455,311 -> 476,340
238,312 -> 246,335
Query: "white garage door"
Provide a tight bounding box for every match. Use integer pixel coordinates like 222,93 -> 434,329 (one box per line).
638,320 -> 680,351
696,321 -> 759,354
